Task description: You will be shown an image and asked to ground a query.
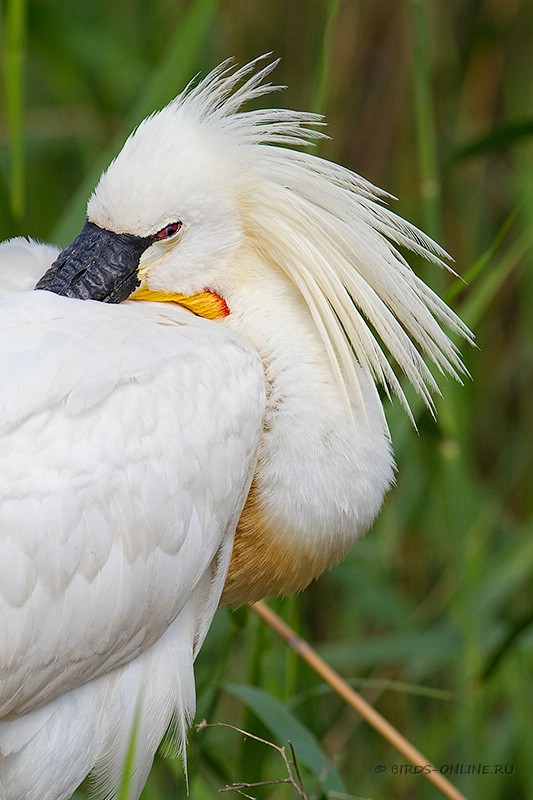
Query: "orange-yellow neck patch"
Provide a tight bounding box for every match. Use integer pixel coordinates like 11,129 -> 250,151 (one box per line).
129,285 -> 229,320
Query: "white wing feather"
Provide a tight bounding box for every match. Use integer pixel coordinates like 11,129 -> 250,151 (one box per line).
0,290 -> 264,716
0,238 -> 59,296
0,260 -> 264,797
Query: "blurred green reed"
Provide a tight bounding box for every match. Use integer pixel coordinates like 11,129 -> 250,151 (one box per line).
1,1 -> 532,799
2,0 -> 26,225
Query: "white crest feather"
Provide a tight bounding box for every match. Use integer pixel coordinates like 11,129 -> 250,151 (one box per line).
170,56 -> 473,419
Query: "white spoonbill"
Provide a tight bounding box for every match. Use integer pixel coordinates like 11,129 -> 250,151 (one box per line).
0,58 -> 471,800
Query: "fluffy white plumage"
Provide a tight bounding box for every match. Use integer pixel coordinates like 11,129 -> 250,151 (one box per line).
0,58 -> 470,799
0,262 -> 264,799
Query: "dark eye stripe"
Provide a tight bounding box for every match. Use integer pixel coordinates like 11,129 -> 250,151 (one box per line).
155,221 -> 182,240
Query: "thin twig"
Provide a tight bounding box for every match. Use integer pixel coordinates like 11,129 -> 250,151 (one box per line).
197,720 -> 307,800
288,741 -> 307,796
220,778 -> 294,800
250,600 -> 468,800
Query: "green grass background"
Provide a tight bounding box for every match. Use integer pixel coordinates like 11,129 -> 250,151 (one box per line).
1,1 -> 532,798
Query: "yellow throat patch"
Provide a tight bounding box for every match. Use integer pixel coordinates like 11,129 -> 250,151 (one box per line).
129,285 -> 229,319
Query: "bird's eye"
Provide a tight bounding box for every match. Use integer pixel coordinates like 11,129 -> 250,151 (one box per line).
154,221 -> 182,240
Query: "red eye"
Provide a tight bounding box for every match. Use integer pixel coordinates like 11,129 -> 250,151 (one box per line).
154,221 -> 182,240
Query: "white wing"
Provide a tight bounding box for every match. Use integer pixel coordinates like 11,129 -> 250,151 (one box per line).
0,289 -> 265,719
0,237 -> 59,295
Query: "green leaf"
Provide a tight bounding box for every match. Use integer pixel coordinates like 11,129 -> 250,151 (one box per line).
449,119 -> 533,163
459,224 -> 533,330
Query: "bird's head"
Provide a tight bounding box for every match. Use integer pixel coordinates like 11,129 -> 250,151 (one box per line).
36,56 -> 472,416
36,61 -> 266,318
87,109 -> 242,311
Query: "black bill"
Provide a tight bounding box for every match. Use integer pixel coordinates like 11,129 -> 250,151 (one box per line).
35,219 -> 154,304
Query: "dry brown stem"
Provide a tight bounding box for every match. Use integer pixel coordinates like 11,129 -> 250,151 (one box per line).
250,600 -> 468,800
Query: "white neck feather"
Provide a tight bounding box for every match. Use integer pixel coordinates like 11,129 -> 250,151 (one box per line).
223,248 -> 394,555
